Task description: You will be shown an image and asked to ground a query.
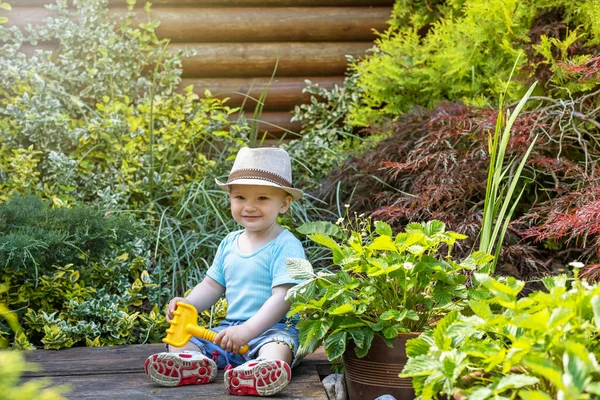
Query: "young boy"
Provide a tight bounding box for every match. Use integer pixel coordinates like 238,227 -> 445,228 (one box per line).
144,147 -> 306,397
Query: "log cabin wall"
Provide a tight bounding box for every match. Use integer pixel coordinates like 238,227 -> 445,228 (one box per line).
8,0 -> 394,143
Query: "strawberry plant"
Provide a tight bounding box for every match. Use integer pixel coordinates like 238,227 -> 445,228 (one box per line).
286,216 -> 492,361
401,273 -> 600,399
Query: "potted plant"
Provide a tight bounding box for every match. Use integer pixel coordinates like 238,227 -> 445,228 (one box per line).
400,272 -> 600,399
285,215 -> 492,399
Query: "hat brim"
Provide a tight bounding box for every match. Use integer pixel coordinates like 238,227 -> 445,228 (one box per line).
215,178 -> 303,200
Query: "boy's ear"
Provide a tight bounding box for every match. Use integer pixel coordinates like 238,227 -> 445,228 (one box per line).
280,195 -> 293,214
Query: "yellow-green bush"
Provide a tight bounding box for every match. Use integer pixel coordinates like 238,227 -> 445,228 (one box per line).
349,0 -> 600,126
1,285 -> 68,399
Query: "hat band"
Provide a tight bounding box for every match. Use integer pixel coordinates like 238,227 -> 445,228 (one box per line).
227,169 -> 293,188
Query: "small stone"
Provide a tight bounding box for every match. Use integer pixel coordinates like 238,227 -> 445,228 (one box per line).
322,373 -> 346,400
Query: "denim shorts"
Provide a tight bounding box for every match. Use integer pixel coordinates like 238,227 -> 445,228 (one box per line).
186,320 -> 301,369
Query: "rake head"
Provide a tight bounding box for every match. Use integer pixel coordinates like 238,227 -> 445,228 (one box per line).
162,302 -> 199,347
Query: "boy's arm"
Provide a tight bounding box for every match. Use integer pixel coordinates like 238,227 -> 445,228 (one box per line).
166,276 -> 225,321
214,284 -> 293,353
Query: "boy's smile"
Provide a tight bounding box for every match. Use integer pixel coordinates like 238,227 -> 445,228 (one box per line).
229,185 -> 292,236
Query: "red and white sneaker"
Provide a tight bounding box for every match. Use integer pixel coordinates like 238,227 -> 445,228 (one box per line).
144,351 -> 217,387
224,358 -> 291,396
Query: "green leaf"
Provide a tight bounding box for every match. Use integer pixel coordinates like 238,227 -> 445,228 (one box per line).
468,388 -> 493,400
474,273 -> 524,297
285,258 -> 315,279
406,335 -> 431,357
309,233 -> 344,263
405,310 -> 419,321
354,329 -> 374,358
399,354 -> 442,377
0,17 -> 8,24
519,391 -> 553,400
405,222 -> 424,234
324,330 -> 347,359
309,233 -> 340,251
0,3 -> 12,11
382,325 -> 399,339
375,220 -> 393,237
522,355 -> 564,390
469,300 -> 493,319
380,309 -> 401,321
495,374 -> 539,391
433,311 -> 458,351
425,220 -> 445,236
367,235 -> 397,252
328,303 -> 353,315
563,350 -> 590,394
297,221 -> 341,238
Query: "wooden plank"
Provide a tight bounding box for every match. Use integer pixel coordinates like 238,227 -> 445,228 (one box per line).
181,76 -> 344,111
173,42 -> 372,78
22,367 -> 327,399
21,344 -> 329,399
5,7 -> 391,43
14,0 -> 395,7
23,344 -> 330,375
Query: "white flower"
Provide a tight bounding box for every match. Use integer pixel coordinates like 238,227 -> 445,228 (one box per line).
568,261 -> 585,268
336,217 -> 344,224
344,204 -> 350,208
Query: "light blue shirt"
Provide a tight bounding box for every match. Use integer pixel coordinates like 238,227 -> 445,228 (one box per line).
206,229 -> 306,322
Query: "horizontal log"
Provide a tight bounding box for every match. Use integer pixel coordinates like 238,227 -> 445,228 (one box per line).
13,0 -> 394,7
17,41 -> 369,78
6,7 -> 391,43
172,42 -> 373,78
179,76 -> 344,111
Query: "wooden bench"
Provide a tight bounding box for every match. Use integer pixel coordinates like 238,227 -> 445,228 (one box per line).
22,344 -> 333,399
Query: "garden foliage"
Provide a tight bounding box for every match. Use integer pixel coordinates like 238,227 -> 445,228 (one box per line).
287,216 -> 492,360
0,195 -> 166,349
1,285 -> 68,399
401,273 -> 600,399
349,0 -> 600,126
0,0 -> 331,349
0,0 -> 248,208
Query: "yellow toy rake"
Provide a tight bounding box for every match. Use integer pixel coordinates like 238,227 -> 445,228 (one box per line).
162,302 -> 249,354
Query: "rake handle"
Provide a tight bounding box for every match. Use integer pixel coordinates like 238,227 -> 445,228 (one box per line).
186,325 -> 250,355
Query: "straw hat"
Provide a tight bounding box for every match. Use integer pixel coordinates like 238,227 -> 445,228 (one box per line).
215,147 -> 303,200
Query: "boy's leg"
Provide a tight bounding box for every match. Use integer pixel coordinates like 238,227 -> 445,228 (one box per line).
224,342 -> 293,396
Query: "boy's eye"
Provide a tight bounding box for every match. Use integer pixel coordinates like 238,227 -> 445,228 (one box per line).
258,196 -> 269,201
234,195 -> 244,200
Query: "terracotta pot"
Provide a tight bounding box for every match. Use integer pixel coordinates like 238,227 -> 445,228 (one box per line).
343,332 -> 419,400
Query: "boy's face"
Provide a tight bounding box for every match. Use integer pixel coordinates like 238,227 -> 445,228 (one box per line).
229,185 -> 292,233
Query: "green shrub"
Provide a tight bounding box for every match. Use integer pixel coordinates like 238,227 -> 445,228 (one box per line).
349,0 -> 600,126
0,194 -> 169,348
287,62 -> 386,190
401,273 -> 600,399
1,284 -> 68,399
0,0 -> 249,209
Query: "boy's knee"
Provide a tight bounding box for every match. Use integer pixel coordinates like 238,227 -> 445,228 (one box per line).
168,343 -> 201,353
257,341 -> 294,365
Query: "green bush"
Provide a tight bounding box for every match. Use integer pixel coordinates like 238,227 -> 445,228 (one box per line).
349,0 -> 600,126
0,0 -> 249,209
1,284 -> 68,399
401,273 -> 600,399
0,194 -> 168,348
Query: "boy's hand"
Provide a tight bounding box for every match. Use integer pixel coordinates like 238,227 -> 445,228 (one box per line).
215,325 -> 253,354
166,297 -> 187,322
